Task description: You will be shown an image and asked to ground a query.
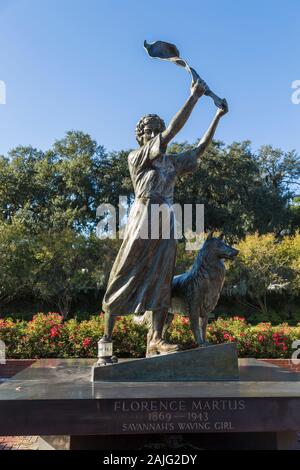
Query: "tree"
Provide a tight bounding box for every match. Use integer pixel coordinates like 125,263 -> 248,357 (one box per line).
172,140 -> 300,238
30,229 -> 122,318
31,230 -> 93,317
286,196 -> 300,233
225,233 -> 299,315
0,131 -> 299,317
0,220 -> 35,307
0,132 -> 109,233
1,134 -> 298,238
256,145 -> 300,194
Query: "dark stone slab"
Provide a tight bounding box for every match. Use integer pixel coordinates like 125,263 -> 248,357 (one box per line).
92,343 -> 239,382
0,358 -> 300,436
68,432 -> 288,450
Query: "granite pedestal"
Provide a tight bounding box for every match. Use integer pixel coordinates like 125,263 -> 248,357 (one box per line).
0,358 -> 300,449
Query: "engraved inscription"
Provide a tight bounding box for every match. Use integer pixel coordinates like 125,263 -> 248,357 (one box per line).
112,399 -> 247,433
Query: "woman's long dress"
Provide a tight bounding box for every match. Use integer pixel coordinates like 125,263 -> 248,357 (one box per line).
102,133 -> 197,316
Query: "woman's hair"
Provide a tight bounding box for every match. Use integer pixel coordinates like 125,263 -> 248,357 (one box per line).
135,114 -> 166,146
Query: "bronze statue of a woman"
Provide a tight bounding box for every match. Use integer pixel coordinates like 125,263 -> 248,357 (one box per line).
101,78 -> 228,358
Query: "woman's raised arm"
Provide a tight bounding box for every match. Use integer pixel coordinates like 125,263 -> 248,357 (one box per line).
194,99 -> 228,159
161,80 -> 209,147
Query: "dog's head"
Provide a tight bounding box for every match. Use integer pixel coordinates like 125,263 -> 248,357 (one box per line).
203,232 -> 239,261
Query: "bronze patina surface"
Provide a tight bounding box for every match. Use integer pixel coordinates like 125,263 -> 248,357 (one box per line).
92,343 -> 239,382
100,41 -> 229,358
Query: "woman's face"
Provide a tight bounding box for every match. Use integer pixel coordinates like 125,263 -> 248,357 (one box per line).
142,120 -> 161,145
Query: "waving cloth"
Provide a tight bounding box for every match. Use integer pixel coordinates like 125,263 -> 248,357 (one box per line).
144,40 -> 225,110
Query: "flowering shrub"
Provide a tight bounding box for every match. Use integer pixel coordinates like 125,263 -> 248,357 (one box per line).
204,317 -> 300,358
0,313 -> 300,359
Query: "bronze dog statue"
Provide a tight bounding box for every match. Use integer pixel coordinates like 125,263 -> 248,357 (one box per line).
169,232 -> 238,348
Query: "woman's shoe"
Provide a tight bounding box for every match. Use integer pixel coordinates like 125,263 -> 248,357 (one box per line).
146,339 -> 181,357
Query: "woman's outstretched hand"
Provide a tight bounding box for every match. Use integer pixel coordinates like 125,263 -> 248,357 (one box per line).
217,98 -> 229,117
190,79 -> 209,98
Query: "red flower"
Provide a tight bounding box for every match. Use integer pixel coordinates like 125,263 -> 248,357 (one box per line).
258,335 -> 265,343
223,333 -> 230,340
83,338 -> 91,348
50,326 -> 59,338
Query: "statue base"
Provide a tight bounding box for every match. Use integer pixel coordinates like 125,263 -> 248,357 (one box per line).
92,343 -> 239,382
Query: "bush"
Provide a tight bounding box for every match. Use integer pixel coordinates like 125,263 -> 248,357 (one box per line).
1,313 -> 300,359
205,317 -> 300,358
225,232 -> 300,315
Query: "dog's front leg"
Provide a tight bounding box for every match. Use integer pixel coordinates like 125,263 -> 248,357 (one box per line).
199,316 -> 209,346
189,306 -> 204,346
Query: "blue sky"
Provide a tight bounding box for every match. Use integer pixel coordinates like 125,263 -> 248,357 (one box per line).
0,0 -> 299,156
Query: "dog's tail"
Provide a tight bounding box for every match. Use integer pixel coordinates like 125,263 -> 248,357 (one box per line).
171,273 -> 187,294
171,275 -> 180,291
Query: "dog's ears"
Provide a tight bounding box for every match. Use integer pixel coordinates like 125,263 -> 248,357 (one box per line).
206,231 -> 225,240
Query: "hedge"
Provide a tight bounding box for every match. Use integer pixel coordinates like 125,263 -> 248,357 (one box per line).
0,313 -> 300,359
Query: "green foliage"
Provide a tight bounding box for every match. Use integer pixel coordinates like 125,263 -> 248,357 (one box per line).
31,230 -> 104,317
0,131 -> 299,317
225,232 -> 300,315
173,240 -> 196,275
206,317 -> 300,358
172,140 -> 299,238
33,232 -> 122,317
0,220 -> 35,306
1,133 -> 298,239
0,224 -> 121,317
0,132 -> 115,233
290,196 -> 300,229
